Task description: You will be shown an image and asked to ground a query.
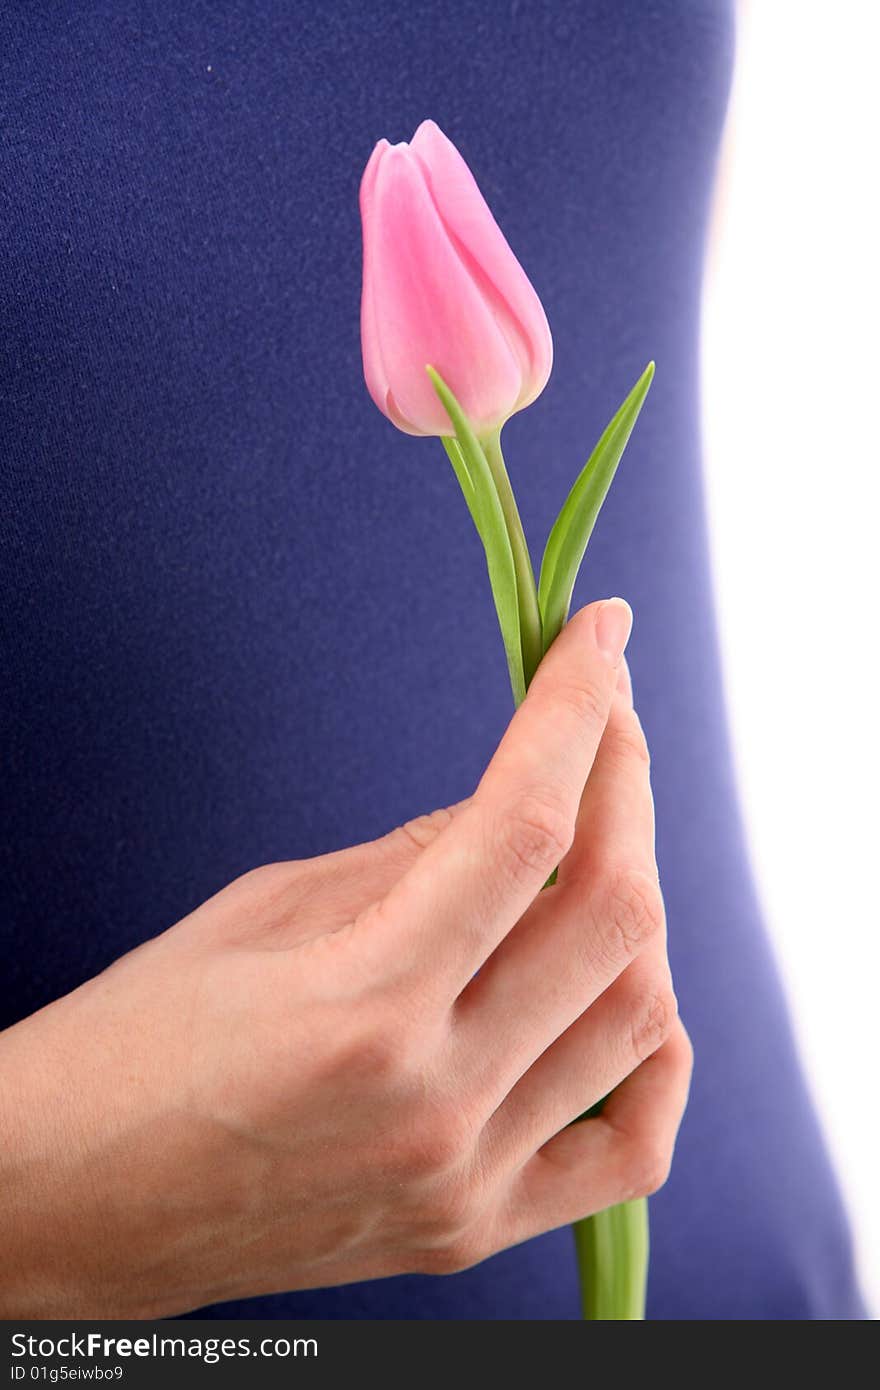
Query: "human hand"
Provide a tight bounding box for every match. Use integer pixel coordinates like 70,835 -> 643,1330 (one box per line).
0,599 -> 691,1317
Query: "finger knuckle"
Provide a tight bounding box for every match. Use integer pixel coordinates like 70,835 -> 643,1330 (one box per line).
394,1101 -> 477,1182
624,1137 -> 675,1199
397,1123 -> 489,1274
418,1179 -> 481,1243
607,713 -> 651,769
602,866 -> 665,960
552,677 -> 609,728
501,792 -> 573,882
233,862 -> 279,893
395,805 -> 457,853
418,1225 -> 488,1276
630,980 -> 678,1062
678,1023 -> 696,1077
335,1021 -> 403,1087
234,859 -> 304,904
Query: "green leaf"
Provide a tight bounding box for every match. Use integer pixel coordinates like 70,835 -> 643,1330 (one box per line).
428,367 -> 526,705
538,362 -> 655,653
441,436 -> 480,532
482,430 -> 544,693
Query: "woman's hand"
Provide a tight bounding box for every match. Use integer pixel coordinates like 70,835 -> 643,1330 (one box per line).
0,599 -> 692,1317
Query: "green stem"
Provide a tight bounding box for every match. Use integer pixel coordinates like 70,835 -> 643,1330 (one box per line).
438,387 -> 648,1318
573,1199 -> 649,1320
534,572 -> 648,1320
480,427 -> 543,694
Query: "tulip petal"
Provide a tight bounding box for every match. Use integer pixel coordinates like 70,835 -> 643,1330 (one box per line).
410,120 -> 553,412
359,139 -> 394,421
369,144 -> 523,436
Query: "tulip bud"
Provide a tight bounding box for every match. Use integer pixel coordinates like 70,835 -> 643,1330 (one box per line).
359,120 -> 553,438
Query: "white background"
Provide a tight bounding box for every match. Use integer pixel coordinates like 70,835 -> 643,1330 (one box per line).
702,0 -> 879,1315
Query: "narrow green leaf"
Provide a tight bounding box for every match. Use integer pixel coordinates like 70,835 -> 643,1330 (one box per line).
428,367 -> 526,705
538,362 -> 655,653
482,430 -> 544,693
441,436 -> 480,532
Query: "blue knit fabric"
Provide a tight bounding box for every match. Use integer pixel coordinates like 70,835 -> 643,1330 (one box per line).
0,1 -> 865,1319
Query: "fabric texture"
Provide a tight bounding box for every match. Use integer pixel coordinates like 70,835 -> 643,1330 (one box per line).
0,0 -> 865,1319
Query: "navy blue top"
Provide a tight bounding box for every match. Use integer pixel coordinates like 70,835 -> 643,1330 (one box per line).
0,1 -> 865,1319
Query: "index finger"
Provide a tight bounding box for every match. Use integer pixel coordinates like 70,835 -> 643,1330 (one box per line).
355,597 -> 633,996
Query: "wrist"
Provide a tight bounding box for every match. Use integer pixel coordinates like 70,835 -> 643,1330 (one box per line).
0,1001 -> 91,1315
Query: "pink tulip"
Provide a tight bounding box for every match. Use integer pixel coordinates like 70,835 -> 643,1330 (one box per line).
359,120 -> 553,439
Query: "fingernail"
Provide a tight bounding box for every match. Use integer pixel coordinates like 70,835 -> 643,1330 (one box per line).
595,598 -> 633,664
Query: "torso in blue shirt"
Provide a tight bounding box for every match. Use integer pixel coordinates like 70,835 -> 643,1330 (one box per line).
0,0 -> 864,1319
